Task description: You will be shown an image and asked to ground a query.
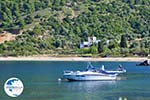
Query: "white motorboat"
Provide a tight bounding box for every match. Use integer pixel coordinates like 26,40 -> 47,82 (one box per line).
63,63 -> 126,81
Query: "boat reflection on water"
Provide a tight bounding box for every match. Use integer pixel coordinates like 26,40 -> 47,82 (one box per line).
59,80 -> 128,100
117,76 -> 127,80
118,97 -> 128,100
62,81 -> 117,93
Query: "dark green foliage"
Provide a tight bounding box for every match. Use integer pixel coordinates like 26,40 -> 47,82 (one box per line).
98,42 -> 103,53
54,40 -> 61,48
120,35 -> 128,48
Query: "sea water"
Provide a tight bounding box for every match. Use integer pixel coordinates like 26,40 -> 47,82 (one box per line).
0,61 -> 150,100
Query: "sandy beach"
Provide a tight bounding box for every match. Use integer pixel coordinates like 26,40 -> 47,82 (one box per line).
0,56 -> 148,62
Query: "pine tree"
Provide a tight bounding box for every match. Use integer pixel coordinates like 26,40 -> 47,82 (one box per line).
120,35 -> 128,48
98,42 -> 103,53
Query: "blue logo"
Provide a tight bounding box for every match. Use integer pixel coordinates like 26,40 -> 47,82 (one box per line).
4,77 -> 24,97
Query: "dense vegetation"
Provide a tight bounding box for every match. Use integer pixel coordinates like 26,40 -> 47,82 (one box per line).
0,0 -> 150,57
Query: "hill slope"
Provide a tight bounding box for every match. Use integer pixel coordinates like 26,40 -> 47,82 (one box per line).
0,0 -> 150,56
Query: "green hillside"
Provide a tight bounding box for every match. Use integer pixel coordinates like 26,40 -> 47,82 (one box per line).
0,0 -> 150,57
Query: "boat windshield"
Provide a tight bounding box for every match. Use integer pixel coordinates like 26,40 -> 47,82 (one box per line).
86,62 -> 96,71
117,64 -> 124,71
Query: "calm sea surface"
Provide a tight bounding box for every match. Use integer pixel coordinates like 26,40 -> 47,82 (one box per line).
0,61 -> 150,100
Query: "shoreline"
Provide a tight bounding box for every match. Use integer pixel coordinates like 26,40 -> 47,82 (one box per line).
0,56 -> 148,62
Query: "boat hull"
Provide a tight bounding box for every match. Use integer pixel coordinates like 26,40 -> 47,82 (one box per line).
63,74 -> 117,81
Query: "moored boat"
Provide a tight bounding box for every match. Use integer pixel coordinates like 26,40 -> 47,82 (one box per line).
136,60 -> 150,66
63,63 -> 126,81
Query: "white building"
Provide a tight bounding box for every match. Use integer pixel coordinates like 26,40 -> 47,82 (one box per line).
80,42 -> 90,48
80,36 -> 100,48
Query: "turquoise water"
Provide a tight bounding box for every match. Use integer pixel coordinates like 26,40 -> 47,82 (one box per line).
0,61 -> 150,100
